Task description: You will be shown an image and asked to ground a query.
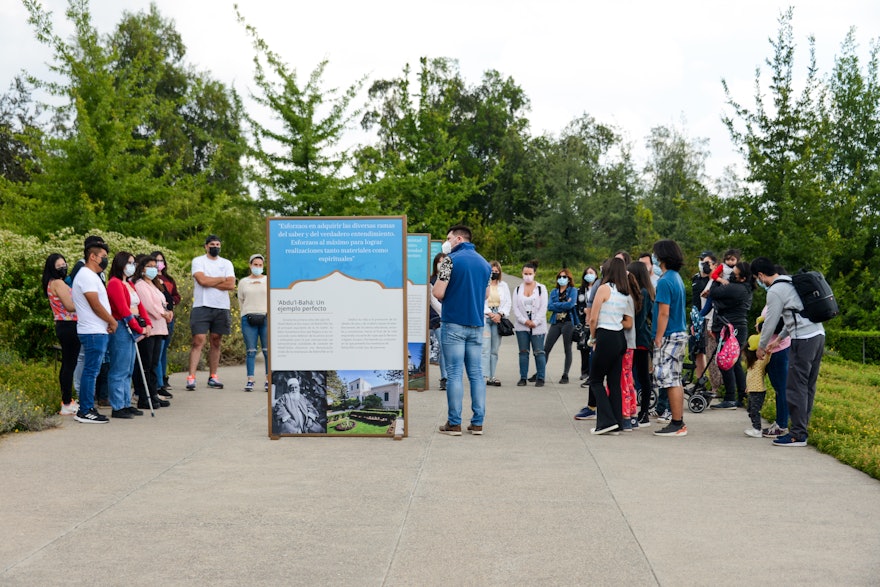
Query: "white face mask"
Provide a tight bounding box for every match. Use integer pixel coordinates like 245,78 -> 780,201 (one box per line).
522,274 -> 535,284
441,240 -> 453,255
124,263 -> 135,277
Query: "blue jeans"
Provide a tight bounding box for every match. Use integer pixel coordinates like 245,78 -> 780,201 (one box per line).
241,315 -> 268,378
155,319 -> 175,385
441,322 -> 485,426
515,331 -> 546,380
108,320 -> 137,410
77,333 -> 109,412
481,319 -> 501,379
432,326 -> 447,379
767,347 -> 790,428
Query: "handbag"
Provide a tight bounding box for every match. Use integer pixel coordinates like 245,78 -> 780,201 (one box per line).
246,313 -> 267,328
497,316 -> 515,337
716,322 -> 741,370
574,323 -> 589,350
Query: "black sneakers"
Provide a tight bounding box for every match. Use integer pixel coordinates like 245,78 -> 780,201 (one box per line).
111,409 -> 133,419
74,408 -> 108,424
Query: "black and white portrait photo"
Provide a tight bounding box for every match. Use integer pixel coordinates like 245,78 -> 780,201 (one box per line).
271,371 -> 327,434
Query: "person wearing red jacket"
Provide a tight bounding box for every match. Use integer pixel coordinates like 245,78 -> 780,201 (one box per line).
106,252 -> 151,418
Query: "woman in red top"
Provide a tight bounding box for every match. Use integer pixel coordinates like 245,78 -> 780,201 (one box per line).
107,252 -> 153,418
42,253 -> 80,415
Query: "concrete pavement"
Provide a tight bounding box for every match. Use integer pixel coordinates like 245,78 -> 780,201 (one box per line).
2,347 -> 879,586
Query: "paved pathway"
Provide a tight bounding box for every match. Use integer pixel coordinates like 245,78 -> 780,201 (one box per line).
2,347 -> 879,585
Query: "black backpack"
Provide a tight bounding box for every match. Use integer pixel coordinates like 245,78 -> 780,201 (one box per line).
772,271 -> 838,323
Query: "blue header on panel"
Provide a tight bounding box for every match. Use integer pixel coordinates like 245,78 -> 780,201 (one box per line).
269,218 -> 405,289
406,235 -> 430,285
430,240 -> 443,265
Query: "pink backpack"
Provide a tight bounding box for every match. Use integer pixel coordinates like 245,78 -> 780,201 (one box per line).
716,323 -> 741,370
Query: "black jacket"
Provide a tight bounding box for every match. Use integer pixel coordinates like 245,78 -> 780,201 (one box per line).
709,280 -> 752,333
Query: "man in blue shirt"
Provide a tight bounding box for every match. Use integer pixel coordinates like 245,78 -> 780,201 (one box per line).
432,225 -> 491,436
651,239 -> 689,437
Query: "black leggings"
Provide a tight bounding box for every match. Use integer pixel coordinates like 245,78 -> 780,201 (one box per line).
134,336 -> 164,398
589,328 -> 626,430
633,347 -> 652,416
544,321 -> 574,376
55,320 -> 80,405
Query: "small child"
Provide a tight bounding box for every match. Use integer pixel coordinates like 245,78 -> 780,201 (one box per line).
699,248 -> 741,318
743,334 -> 771,437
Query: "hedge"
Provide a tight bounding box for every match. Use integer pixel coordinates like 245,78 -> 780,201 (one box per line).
825,330 -> 880,364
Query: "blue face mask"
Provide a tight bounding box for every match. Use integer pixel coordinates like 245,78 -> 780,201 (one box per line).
557,277 -> 569,287
585,273 -> 596,284
145,267 -> 159,280
757,280 -> 769,291
653,265 -> 662,277
651,253 -> 660,270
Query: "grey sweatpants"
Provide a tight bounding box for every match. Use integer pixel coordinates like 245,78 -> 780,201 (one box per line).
786,335 -> 825,440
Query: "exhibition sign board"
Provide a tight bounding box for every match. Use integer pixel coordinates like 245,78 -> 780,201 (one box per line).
428,240 -> 444,366
406,234 -> 430,390
267,216 -> 407,438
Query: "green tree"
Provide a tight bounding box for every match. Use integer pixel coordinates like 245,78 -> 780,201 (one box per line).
641,124 -> 719,253
19,0 -> 254,250
236,5 -> 363,217
722,8 -> 835,270
363,394 -> 384,410
356,58 -> 479,236
528,114 -> 640,266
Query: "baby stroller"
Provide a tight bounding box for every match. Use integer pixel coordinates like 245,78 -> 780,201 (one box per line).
681,307 -> 718,413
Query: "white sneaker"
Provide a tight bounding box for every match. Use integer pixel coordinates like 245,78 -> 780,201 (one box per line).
656,409 -> 672,423
744,428 -> 762,438
60,402 -> 79,416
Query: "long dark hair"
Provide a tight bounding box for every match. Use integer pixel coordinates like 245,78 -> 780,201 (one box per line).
627,261 -> 656,303
109,252 -> 133,281
151,250 -> 173,280
42,253 -> 66,296
601,257 -> 630,296
132,254 -> 158,285
431,252 -> 447,278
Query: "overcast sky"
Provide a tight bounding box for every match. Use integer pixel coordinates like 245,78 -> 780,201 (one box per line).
2,0 -> 878,180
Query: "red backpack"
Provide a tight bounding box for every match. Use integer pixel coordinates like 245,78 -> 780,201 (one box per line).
716,323 -> 741,370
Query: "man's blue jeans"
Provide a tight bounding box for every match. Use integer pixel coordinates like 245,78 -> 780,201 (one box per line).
441,322 -> 485,426
77,333 -> 109,412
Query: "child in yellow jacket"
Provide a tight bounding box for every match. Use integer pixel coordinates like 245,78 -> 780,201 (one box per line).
744,334 -> 771,438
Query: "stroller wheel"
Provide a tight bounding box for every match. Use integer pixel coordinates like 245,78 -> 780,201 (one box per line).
637,386 -> 658,410
688,394 -> 708,413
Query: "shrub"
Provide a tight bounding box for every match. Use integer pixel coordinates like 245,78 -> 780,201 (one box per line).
825,330 -> 880,364
0,349 -> 61,435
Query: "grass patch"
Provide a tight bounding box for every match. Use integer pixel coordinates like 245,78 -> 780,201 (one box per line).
761,354 -> 880,480
0,351 -> 61,435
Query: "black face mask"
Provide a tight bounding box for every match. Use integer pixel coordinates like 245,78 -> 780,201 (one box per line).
701,262 -> 711,275
208,246 -> 221,257
98,256 -> 109,271
53,266 -> 68,279
490,272 -> 500,281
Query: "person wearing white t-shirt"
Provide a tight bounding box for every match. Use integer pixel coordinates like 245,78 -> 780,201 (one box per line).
187,235 -> 236,390
71,241 -> 117,423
